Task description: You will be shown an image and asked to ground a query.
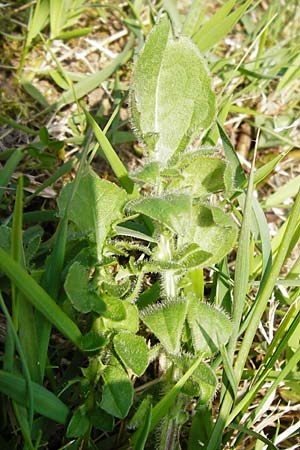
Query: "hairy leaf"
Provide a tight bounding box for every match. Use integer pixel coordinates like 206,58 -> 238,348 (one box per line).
190,205 -> 237,266
168,152 -> 231,197
173,356 -> 217,403
102,303 -> 139,333
58,169 -> 127,259
140,299 -> 188,354
128,193 -> 192,236
187,296 -> 232,355
130,15 -> 215,164
65,262 -> 126,320
101,363 -> 134,419
64,262 -> 106,314
114,332 -> 149,376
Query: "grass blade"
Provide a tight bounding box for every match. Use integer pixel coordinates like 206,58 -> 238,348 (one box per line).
217,121 -> 245,187
0,149 -> 23,202
0,370 -> 69,423
0,247 -> 82,348
227,305 -> 300,425
55,35 -> 134,109
182,0 -> 205,37
193,0 -> 252,52
228,142 -> 257,361
208,188 -> 300,449
84,109 -> 136,194
38,216 -> 69,378
26,0 -> 49,46
228,423 -> 278,450
49,0 -> 66,39
264,174 -> 300,208
149,356 -> 202,432
0,291 -> 34,434
11,177 -> 41,383
25,157 -> 77,204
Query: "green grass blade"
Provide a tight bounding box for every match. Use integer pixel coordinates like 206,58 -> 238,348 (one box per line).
84,109 -> 135,194
228,423 -> 278,450
131,405 -> 152,450
0,291 -> 34,420
55,27 -> 93,40
227,138 -> 257,367
0,149 -> 23,202
219,344 -> 238,396
38,216 -> 69,378
208,182 -> 300,450
276,53 -> 300,91
13,403 -> 35,450
217,121 -> 245,187
252,196 -> 272,277
26,0 -> 49,46
193,0 -> 252,52
55,35 -> 134,109
248,347 -> 300,429
11,177 -> 41,383
227,305 -> 300,425
0,115 -> 37,135
21,78 -> 49,107
163,0 -> 182,32
251,214 -> 300,278
25,157 -> 77,203
193,0 -> 236,40
218,122 -> 272,278
49,0 -> 66,39
149,356 -> 202,432
0,370 -> 69,423
182,0 -> 205,37
18,210 -> 58,224
253,149 -> 292,186
0,247 -> 82,348
230,189 -> 300,424
264,174 -> 300,208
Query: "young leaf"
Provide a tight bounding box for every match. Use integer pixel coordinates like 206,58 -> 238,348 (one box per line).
64,262 -> 106,314
102,302 -> 139,333
0,370 -> 69,424
187,296 -> 232,356
168,153 -> 230,197
90,408 -> 114,432
149,243 -> 211,272
173,356 -> 217,404
80,332 -> 108,352
58,169 -> 127,260
130,15 -> 215,164
130,161 -> 160,185
100,363 -> 134,419
128,193 -> 192,236
65,262 -> 126,320
114,332 -> 149,376
66,407 -> 90,438
140,299 -> 188,354
191,205 -> 238,266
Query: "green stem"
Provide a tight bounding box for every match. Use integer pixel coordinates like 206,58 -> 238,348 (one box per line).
158,234 -> 176,298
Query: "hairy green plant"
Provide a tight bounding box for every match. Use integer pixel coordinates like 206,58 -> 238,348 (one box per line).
1,1 -> 300,449
50,13 -> 238,448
